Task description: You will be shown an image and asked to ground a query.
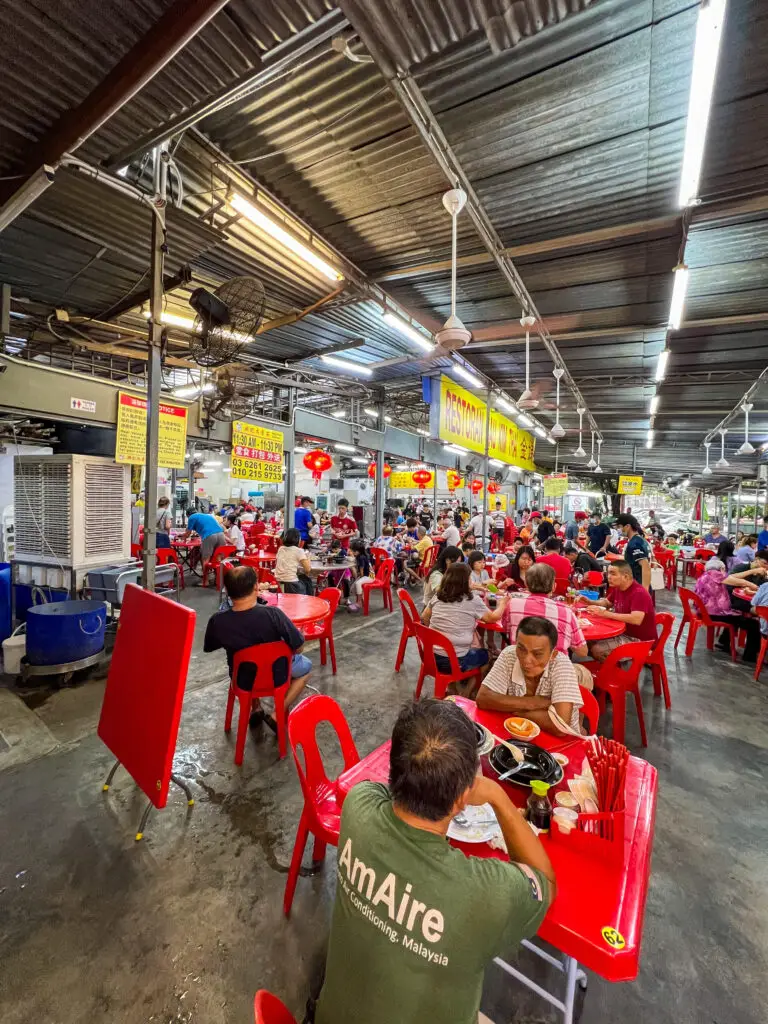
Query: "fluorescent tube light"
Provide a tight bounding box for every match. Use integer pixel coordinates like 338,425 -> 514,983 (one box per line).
320,354 -> 372,376
385,415 -> 392,423
363,407 -> 378,416
202,461 -> 222,468
453,363 -> 483,389
351,457 -> 368,465
496,396 -> 515,414
143,310 -> 196,330
381,311 -> 433,352
518,413 -> 533,428
534,427 -> 546,438
547,436 -> 556,445
489,459 -> 504,466
650,394 -> 660,415
655,349 -> 670,383
332,409 -> 347,418
231,193 -> 343,281
172,382 -> 214,399
668,265 -> 689,330
335,443 -> 356,452
678,0 -> 728,207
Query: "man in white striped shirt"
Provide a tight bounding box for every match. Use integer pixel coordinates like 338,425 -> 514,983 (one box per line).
477,616 -> 584,734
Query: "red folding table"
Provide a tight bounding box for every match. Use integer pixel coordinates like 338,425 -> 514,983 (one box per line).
336,698 -> 657,1024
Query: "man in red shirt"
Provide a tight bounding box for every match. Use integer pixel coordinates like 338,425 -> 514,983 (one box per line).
579,560 -> 657,661
536,537 -> 572,583
330,498 -> 358,551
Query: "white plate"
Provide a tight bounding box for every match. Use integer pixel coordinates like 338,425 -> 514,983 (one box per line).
447,803 -> 501,844
477,726 -> 496,757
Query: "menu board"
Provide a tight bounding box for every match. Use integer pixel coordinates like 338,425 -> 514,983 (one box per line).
115,392 -> 188,469
543,473 -> 569,497
618,474 -> 643,496
230,420 -> 284,483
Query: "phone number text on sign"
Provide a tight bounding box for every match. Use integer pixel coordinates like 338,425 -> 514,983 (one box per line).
230,420 -> 284,482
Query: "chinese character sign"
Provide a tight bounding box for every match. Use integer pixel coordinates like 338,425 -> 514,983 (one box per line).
437,376 -> 536,471
115,392 -> 188,469
543,474 -> 568,497
618,474 -> 643,496
230,420 -> 284,483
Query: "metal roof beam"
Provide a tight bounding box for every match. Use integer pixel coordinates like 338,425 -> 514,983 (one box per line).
0,0 -> 229,217
339,1 -> 601,436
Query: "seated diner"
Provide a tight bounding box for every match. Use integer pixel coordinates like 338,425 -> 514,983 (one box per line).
476,615 -> 585,735
577,560 -> 657,661
274,528 -> 313,595
502,563 -> 590,665
694,557 -> 762,662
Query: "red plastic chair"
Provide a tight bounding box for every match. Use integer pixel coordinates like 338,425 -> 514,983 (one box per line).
156,547 -> 184,588
655,549 -> 676,590
370,546 -> 388,570
257,568 -> 280,588
394,587 -> 421,672
254,991 -> 297,1024
284,695 -> 360,916
302,587 -> 341,674
552,576 -> 570,597
261,534 -> 281,555
413,622 -> 485,700
579,684 -> 600,734
647,612 -> 673,708
225,641 -> 292,763
753,607 -> 768,681
130,543 -> 142,559
675,587 -> 737,660
360,558 -> 395,615
202,544 -> 237,587
418,544 -> 438,579
590,641 -> 653,746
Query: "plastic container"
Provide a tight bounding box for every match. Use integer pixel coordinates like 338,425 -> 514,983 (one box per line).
25,600 -> 107,666
0,562 -> 11,644
86,564 -> 140,606
578,589 -> 600,601
526,780 -> 553,833
2,627 -> 26,674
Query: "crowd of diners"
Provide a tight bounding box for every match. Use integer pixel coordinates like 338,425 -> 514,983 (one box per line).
194,497 -> 768,1022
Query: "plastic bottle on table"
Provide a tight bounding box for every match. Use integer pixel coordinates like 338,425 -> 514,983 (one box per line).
526,780 -> 553,833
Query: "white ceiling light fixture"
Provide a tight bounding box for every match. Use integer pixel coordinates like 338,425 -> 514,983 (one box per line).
363,407 -> 378,417
231,193 -> 344,282
547,436 -> 556,445
331,409 -> 347,418
172,382 -> 215,399
518,413 -> 533,428
573,407 -> 586,458
646,430 -> 655,450
655,349 -> 670,383
534,426 -> 546,438
381,310 -> 434,353
417,428 -> 430,436
496,395 -> 515,415
489,458 -> 505,467
320,354 -> 373,377
385,415 -> 392,423
202,460 -> 223,468
737,402 -> 756,455
335,443 -> 357,452
715,427 -> 729,468
453,362 -> 483,389
702,440 -> 712,475
551,367 -> 566,439
351,456 -> 368,465
143,309 -> 196,330
587,430 -> 597,470
668,264 -> 690,330
650,394 -> 660,416
518,315 -> 539,408
678,0 -> 728,207
594,437 -> 603,473
395,463 -> 410,470
433,189 -> 472,353
294,446 -> 308,454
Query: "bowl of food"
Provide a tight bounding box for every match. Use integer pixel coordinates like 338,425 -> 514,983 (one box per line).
504,717 -> 540,740
489,741 -> 563,790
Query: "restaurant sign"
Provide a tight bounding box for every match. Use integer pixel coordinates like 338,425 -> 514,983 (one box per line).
433,376 -> 536,471
388,470 -> 435,490
543,473 -> 569,497
115,391 -> 188,469
230,420 -> 284,483
618,474 -> 643,496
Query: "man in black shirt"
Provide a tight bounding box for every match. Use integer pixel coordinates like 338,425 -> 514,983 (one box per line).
586,513 -> 611,556
204,566 -> 312,731
564,543 -> 602,575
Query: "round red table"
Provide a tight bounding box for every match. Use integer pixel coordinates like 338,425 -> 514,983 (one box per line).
574,612 -> 625,642
733,587 -> 757,603
603,552 -> 623,562
262,592 -> 329,626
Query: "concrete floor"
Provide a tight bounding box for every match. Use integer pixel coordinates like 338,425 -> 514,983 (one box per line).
0,585 -> 767,1024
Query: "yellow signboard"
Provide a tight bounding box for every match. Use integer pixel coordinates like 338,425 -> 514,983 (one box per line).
543,473 -> 569,497
618,474 -> 643,496
478,493 -> 508,511
389,470 -> 435,490
115,391 -> 188,469
230,420 -> 284,483
438,376 -> 536,470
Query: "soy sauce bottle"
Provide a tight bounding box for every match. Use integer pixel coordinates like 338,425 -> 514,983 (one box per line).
526,780 -> 553,833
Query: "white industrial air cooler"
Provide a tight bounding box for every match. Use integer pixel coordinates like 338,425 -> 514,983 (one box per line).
13,454 -> 131,588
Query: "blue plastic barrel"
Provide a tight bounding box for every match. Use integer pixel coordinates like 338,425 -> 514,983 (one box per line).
0,563 -> 11,644
25,600 -> 107,666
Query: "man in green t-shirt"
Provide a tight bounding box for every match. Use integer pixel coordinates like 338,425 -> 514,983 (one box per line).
315,699 -> 555,1024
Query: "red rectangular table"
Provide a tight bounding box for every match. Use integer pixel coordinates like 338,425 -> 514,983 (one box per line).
337,698 -> 657,1023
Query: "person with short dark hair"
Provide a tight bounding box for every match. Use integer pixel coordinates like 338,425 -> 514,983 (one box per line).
498,544 -> 536,591
467,549 -> 490,591
275,527 -> 313,594
185,509 -> 229,563
615,514 -> 651,589
586,512 -> 611,557
294,495 -> 315,544
536,536 -> 571,582
564,543 -> 602,576
477,615 -> 585,734
423,544 -> 463,605
578,560 -> 656,661
734,534 -> 758,564
315,699 -> 554,1024
758,516 -> 768,550
203,566 -> 311,732
331,499 -> 358,551
346,537 -> 372,613
156,496 -> 173,548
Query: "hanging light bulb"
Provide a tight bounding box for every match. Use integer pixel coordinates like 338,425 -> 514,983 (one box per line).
573,407 -> 586,457
702,440 -> 713,476
715,428 -> 729,469
737,402 -> 755,455
550,367 -> 565,439
587,430 -> 597,469
594,437 -> 603,473
518,315 -> 539,409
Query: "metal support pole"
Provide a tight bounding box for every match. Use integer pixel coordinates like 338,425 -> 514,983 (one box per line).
284,450 -> 295,529
699,490 -> 705,536
141,145 -> 167,591
481,389 -> 491,549
726,492 -> 733,536
374,398 -> 386,534
432,463 -> 438,520
170,468 -> 177,524
754,491 -> 759,535
736,481 -> 742,536
0,283 -> 10,337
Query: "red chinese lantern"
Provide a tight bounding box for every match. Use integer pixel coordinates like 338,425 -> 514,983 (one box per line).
303,448 -> 332,485
367,462 -> 392,480
412,469 -> 432,491
487,481 -> 501,495
446,470 -> 461,493
470,478 -> 483,495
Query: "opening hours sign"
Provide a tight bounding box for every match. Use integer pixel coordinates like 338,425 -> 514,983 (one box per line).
230,420 -> 284,483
